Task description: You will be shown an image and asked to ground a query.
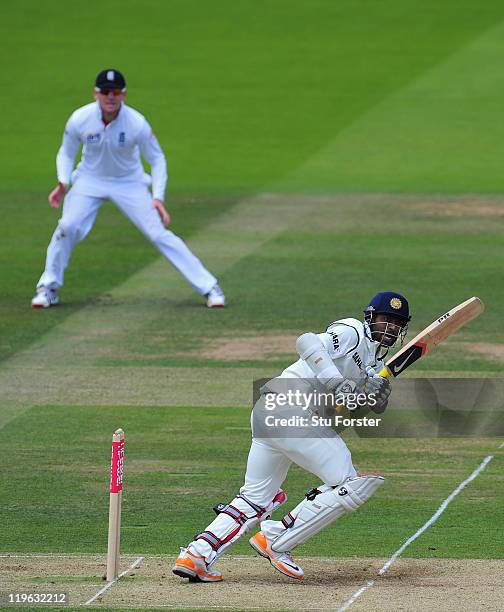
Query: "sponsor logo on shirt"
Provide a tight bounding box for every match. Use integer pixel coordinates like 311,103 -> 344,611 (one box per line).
352,352 -> 364,370
86,133 -> 101,144
329,331 -> 340,352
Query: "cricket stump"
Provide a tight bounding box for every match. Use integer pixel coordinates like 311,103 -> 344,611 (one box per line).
107,429 -> 125,581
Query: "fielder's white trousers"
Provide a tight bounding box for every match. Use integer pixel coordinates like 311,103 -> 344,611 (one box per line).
37,177 -> 217,295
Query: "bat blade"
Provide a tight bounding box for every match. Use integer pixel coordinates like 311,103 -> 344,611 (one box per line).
380,296 -> 484,378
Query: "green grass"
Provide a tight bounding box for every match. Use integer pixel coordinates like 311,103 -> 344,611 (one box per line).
4,198 -> 502,369
0,405 -> 502,559
0,192 -> 234,361
2,0 -> 504,361
1,1 -> 504,593
2,1 -> 504,193
72,220 -> 504,373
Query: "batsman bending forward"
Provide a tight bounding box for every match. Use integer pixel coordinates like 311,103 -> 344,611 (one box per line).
173,291 -> 410,581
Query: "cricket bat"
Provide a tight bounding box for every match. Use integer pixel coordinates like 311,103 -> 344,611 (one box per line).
380,296 -> 484,378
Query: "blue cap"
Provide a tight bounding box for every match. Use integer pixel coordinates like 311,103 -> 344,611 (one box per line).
95,69 -> 127,91
364,291 -> 410,322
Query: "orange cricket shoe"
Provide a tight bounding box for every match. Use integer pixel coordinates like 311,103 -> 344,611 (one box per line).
249,531 -> 304,580
172,548 -> 223,583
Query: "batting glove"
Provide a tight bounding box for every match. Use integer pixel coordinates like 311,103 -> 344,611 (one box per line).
364,366 -> 391,413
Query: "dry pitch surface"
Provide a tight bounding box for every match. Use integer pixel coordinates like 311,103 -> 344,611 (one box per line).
2,554 -> 504,610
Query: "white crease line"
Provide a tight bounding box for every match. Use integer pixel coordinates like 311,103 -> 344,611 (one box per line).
0,554 -> 101,558
498,440 -> 504,448
0,553 -> 329,561
337,581 -> 375,611
83,556 -> 144,606
0,553 -> 143,558
104,606 -> 334,611
336,454 -> 494,612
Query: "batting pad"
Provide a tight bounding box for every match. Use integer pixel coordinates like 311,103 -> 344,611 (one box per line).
271,475 -> 384,552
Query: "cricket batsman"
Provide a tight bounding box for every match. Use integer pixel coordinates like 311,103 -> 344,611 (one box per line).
32,69 -> 225,309
172,291 -> 410,582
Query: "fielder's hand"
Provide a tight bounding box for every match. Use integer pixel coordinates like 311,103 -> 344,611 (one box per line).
153,199 -> 170,226
48,182 -> 67,208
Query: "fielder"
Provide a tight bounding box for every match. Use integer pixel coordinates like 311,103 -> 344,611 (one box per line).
32,69 -> 225,309
172,291 -> 410,581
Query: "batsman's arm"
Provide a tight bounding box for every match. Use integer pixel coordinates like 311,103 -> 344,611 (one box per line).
296,332 -> 343,390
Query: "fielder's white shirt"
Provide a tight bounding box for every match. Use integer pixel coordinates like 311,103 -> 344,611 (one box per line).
282,318 -> 384,387
56,101 -> 167,200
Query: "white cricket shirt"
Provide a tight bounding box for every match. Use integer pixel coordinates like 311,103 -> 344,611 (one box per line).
282,318 -> 384,386
56,101 -> 167,201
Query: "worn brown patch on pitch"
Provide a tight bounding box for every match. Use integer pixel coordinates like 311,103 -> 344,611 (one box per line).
101,556 -> 504,610
2,555 -> 503,610
0,554 -> 121,605
200,334 -> 297,361
462,342 -> 504,363
95,556 -> 384,609
349,558 -> 504,611
412,200 -> 504,216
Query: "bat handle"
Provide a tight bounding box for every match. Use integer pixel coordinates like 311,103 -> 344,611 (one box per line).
379,366 -> 392,378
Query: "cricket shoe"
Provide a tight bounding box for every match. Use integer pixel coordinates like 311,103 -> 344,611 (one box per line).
172,548 -> 223,582
249,531 -> 304,580
206,284 -> 226,308
31,286 -> 59,309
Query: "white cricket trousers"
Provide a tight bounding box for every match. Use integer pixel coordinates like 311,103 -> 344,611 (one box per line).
242,434 -> 357,506
189,424 -> 357,563
37,177 -> 217,294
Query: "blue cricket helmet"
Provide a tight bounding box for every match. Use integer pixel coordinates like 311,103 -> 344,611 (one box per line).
364,291 -> 411,322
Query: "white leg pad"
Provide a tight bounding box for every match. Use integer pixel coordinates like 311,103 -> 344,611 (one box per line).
271,475 -> 384,552
191,490 -> 287,566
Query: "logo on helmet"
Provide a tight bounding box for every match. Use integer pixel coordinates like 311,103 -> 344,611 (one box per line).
390,297 -> 402,309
